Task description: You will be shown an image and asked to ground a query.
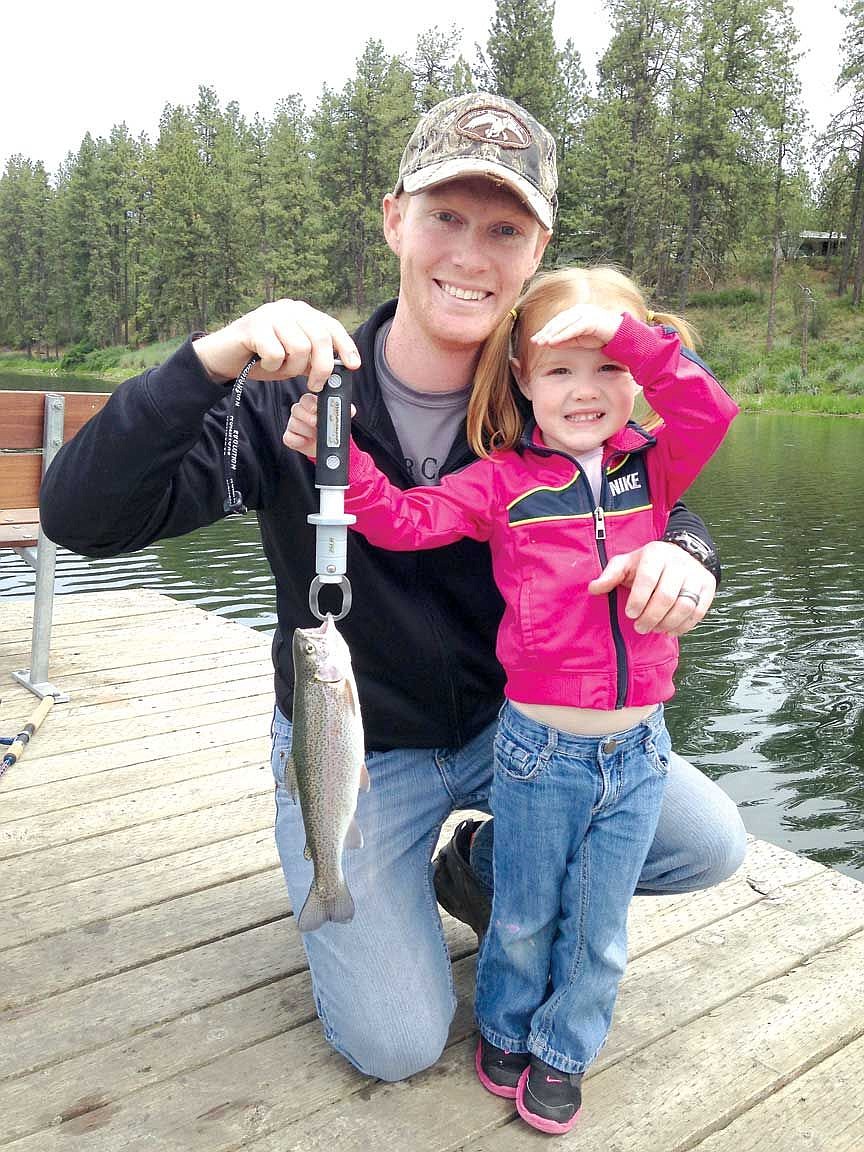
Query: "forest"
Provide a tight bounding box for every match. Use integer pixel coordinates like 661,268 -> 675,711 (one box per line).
1,0 -> 863,360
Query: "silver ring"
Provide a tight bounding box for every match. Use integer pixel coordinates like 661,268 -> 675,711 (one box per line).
677,589 -> 700,606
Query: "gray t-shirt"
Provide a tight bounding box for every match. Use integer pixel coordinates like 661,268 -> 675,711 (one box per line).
375,320 -> 471,486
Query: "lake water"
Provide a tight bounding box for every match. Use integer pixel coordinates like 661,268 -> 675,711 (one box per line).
3,370 -> 863,882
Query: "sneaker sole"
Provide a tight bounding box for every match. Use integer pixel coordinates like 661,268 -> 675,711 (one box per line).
515,1067 -> 582,1134
474,1042 -> 519,1100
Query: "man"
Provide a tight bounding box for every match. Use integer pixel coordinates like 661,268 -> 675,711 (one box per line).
41,93 -> 745,1083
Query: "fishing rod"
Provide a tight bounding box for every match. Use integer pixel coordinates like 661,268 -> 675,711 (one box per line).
0,694 -> 54,781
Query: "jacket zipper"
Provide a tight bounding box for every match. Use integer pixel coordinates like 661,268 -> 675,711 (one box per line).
586,473 -> 628,709
524,434 -> 638,709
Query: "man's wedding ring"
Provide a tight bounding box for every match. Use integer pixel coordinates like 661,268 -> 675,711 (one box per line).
677,588 -> 700,606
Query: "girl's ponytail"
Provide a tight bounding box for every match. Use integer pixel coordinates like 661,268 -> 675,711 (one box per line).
645,308 -> 699,351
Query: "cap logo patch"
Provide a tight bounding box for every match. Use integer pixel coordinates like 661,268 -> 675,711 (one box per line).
455,107 -> 532,149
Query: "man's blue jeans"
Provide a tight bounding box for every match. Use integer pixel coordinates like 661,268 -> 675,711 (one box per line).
475,701 -> 669,1074
270,704 -> 746,1082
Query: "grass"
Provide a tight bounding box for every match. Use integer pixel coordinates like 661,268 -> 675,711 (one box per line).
684,266 -> 864,414
0,339 -> 184,382
0,352 -> 64,376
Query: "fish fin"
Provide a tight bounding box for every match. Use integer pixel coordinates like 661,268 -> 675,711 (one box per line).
297,880 -> 356,933
282,750 -> 299,801
342,676 -> 359,718
359,762 -> 371,792
344,817 -> 364,850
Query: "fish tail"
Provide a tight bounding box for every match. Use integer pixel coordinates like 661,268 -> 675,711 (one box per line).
296,880 -> 356,933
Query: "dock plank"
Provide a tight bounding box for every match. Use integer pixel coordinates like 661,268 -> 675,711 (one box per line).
225,931 -> 864,1152
0,710 -> 270,794
0,869 -> 291,1009
0,739 -> 271,818
0,917 -> 303,1080
0,695 -> 275,788
0,840 -> 825,1148
464,930 -> 864,1152
692,1031 -> 864,1152
0,830 -> 278,947
0,793 -> 273,897
0,764 -> 271,858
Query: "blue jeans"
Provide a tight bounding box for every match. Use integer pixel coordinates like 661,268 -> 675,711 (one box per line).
475,702 -> 669,1074
270,704 -> 745,1081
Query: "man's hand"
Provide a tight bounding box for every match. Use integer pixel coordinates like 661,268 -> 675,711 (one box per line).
193,300 -> 361,390
589,540 -> 716,636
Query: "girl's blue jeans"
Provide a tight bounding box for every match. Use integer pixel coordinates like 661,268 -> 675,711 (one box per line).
270,702 -> 746,1082
475,701 -> 669,1074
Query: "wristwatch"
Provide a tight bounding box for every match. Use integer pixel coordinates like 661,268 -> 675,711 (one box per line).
662,529 -> 721,584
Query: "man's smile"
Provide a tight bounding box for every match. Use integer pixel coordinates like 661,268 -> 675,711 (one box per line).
436,280 -> 492,302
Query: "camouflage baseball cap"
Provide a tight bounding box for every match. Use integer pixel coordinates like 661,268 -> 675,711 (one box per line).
394,93 -> 558,229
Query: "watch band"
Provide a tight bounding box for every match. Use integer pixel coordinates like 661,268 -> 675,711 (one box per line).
662,529 -> 722,585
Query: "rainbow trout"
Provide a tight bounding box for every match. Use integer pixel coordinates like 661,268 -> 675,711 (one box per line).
288,613 -> 369,933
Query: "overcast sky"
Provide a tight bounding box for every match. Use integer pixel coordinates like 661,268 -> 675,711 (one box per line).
0,0 -> 848,176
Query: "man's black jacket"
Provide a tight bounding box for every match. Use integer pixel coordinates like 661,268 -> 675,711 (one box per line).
40,300 -> 716,750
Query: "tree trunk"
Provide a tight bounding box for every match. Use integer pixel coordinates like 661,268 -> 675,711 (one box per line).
353,216 -> 366,312
767,239 -> 782,351
853,188 -> 864,305
839,133 -> 864,296
677,172 -> 703,311
800,288 -> 811,375
767,92 -> 787,352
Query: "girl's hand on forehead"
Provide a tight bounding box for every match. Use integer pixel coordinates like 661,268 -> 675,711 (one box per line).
531,304 -> 624,350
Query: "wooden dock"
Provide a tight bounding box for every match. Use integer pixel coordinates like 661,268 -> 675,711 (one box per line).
1,589 -> 862,1151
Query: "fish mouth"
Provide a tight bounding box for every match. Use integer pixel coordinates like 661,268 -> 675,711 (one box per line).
298,613 -> 336,639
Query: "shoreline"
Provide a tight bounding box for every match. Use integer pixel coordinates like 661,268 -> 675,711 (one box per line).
3,354 -> 864,416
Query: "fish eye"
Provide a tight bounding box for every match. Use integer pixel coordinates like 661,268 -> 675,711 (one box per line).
305,643 -> 315,654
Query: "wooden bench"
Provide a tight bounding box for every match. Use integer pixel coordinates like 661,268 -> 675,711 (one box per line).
1,388 -> 110,700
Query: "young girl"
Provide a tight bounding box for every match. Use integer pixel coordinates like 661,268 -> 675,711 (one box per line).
290,266 -> 738,1135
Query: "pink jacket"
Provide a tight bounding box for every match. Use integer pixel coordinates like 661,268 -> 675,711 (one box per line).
344,314 -> 739,710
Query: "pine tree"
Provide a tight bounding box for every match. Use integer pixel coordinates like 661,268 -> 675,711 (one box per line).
764,9 -> 805,348
312,41 -> 415,310
547,39 -> 590,265
54,133 -> 117,345
254,96 -> 331,306
196,92 -> 259,325
672,0 -> 792,307
483,0 -> 562,129
0,157 -> 54,352
840,1 -> 864,301
411,25 -> 472,110
147,104 -> 211,334
582,0 -> 686,278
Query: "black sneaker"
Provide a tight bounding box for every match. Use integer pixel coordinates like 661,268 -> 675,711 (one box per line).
516,1056 -> 583,1135
432,819 -> 492,940
475,1037 -> 529,1099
